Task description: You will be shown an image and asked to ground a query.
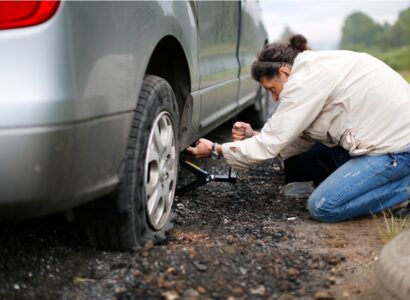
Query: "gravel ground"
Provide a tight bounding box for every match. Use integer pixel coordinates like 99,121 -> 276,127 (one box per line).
0,121 -> 384,300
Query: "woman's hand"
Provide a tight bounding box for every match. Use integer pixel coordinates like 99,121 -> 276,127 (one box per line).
232,122 -> 254,141
186,138 -> 213,158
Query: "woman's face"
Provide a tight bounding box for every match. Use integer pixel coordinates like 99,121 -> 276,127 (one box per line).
260,66 -> 291,102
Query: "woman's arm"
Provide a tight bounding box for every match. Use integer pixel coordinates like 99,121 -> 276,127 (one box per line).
188,57 -> 338,170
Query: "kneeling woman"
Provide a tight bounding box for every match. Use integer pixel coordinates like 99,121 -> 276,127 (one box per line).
187,34 -> 410,222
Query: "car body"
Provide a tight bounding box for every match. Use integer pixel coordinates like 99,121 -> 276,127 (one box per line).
0,0 -> 267,246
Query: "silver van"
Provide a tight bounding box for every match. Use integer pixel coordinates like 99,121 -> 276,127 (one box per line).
0,1 -> 268,249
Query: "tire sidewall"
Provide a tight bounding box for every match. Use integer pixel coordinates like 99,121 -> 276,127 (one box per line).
124,76 -> 180,246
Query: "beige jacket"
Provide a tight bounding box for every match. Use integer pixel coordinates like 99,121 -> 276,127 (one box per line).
222,50 -> 410,170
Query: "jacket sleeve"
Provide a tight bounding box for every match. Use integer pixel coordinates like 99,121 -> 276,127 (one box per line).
221,55 -> 338,170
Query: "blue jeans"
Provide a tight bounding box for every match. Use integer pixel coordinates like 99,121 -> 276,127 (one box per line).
308,149 -> 410,222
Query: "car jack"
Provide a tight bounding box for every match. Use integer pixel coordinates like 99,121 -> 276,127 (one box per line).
176,160 -> 237,196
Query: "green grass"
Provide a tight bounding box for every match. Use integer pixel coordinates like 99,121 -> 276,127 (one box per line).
374,210 -> 410,244
350,46 -> 410,83
348,45 -> 410,77
368,46 -> 410,71
353,45 -> 410,72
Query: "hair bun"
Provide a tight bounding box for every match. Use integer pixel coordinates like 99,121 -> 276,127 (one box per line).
289,34 -> 308,52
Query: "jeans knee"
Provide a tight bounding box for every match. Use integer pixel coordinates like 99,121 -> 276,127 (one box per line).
308,193 -> 340,222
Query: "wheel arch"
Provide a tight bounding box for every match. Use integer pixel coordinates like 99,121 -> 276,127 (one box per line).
145,36 -> 191,120
145,35 -> 193,149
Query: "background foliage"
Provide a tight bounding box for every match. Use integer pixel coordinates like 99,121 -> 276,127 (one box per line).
340,7 -> 410,79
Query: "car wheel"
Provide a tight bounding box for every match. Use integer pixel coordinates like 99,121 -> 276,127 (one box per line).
239,86 -> 270,129
376,230 -> 410,299
80,75 -> 179,250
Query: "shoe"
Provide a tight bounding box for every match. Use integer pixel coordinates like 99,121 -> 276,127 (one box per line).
280,181 -> 315,199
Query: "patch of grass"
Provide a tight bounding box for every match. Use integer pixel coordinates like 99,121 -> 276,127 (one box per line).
360,46 -> 410,71
351,46 -> 410,82
373,210 -> 410,244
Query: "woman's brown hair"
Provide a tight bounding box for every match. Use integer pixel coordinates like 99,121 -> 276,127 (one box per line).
251,34 -> 309,81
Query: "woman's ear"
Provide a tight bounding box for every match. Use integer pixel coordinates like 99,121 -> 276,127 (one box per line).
279,66 -> 292,78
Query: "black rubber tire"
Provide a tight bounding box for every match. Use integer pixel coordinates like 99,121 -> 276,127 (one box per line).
79,75 -> 179,251
238,86 -> 270,129
377,230 -> 410,299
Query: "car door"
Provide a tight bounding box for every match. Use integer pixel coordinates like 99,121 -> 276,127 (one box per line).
237,0 -> 267,109
197,1 -> 241,135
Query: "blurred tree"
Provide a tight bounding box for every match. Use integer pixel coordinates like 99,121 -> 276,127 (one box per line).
374,22 -> 392,50
340,7 -> 410,73
340,12 -> 382,49
390,7 -> 410,47
341,7 -> 410,50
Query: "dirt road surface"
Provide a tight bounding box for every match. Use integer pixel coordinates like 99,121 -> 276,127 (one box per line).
0,121 -> 385,300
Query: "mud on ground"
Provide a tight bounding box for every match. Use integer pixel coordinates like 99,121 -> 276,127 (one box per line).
0,121 -> 385,300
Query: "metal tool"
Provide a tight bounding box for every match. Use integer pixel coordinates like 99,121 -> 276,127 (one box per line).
176,160 -> 237,196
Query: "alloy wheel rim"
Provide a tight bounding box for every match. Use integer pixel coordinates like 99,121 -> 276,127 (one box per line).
144,111 -> 177,230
